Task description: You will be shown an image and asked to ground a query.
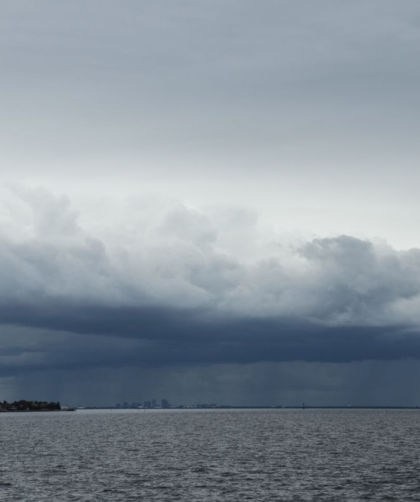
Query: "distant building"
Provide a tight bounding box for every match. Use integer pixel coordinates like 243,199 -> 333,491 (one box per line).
152,399 -> 157,408
162,399 -> 170,409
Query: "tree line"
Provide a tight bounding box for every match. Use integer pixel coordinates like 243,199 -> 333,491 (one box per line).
0,400 -> 61,411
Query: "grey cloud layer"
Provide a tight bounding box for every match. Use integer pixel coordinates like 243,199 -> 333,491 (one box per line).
2,1 -> 420,253
2,0 -> 420,179
1,185 -> 420,375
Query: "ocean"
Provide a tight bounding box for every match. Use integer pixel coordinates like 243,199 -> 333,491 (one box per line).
1,408 -> 419,501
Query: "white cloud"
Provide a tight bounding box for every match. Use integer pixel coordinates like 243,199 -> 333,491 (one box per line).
1,184 -> 420,327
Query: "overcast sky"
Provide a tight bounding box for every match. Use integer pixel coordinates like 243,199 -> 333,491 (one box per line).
1,1 -> 420,406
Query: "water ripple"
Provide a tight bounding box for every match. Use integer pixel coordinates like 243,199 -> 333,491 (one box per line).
1,409 -> 420,501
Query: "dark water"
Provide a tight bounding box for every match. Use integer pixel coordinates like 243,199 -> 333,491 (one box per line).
1,409 -> 420,501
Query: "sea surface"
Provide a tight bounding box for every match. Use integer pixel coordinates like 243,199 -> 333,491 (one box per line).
1,408 -> 420,501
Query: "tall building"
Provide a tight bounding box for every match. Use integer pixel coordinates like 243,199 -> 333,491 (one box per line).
162,399 -> 170,409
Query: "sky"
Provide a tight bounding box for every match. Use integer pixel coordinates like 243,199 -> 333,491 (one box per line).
1,0 -> 420,406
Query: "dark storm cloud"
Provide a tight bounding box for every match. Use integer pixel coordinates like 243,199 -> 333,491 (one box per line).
6,358 -> 420,407
1,185 -> 420,384
0,187 -> 420,361
0,302 -> 418,375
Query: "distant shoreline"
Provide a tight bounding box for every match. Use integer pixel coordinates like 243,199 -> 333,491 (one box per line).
2,406 -> 418,413
78,406 -> 420,411
0,401 -> 73,412
0,409 -> 72,413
